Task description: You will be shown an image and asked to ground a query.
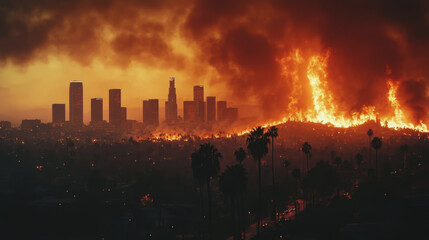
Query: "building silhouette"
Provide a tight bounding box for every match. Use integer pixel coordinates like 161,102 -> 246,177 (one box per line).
52,104 -> 65,123
217,101 -> 227,121
143,99 -> 159,126
206,96 -> 216,122
193,85 -> 205,122
165,77 -> 177,123
21,119 -> 41,131
183,101 -> 197,122
121,107 -> 127,126
91,98 -> 103,124
109,89 -> 121,126
69,81 -> 83,125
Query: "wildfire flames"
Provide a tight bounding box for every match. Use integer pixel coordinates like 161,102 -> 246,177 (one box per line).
152,49 -> 428,141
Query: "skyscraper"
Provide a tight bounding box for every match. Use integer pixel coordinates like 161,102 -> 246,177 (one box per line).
109,89 -> 121,126
52,104 -> 65,123
193,85 -> 205,122
69,81 -> 83,125
183,101 -> 197,122
91,98 -> 103,124
143,99 -> 159,126
193,85 -> 204,102
165,77 -> 177,123
217,101 -> 227,121
206,96 -> 216,122
121,107 -> 127,126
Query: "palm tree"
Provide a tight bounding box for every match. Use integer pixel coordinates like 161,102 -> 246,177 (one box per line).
246,126 -> 270,238
283,160 -> 291,178
191,151 -> 205,238
267,126 -> 279,223
192,143 -> 222,240
234,147 -> 247,239
234,148 -> 246,165
400,144 -> 408,169
219,165 -> 248,240
367,129 -> 373,170
371,137 -> 382,181
292,168 -> 301,216
301,142 -> 312,174
355,153 -> 363,177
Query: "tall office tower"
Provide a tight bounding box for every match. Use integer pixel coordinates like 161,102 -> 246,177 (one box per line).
217,101 -> 227,121
183,101 -> 197,122
120,107 -> 127,126
109,89 -> 121,126
193,85 -> 204,102
206,96 -> 216,122
69,81 -> 83,125
193,85 -> 205,122
52,104 -> 65,123
225,107 -> 239,122
91,98 -> 103,124
143,99 -> 159,126
165,77 -> 177,123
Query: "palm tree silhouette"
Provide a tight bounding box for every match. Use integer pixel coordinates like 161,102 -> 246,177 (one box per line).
234,147 -> 246,165
367,129 -> 373,170
301,142 -> 312,174
219,165 -> 247,240
267,126 -> 279,223
191,143 -> 222,240
371,137 -> 382,181
400,144 -> 408,169
246,126 -> 270,238
191,150 -> 205,238
233,147 -> 247,239
355,153 -> 363,177
283,160 -> 291,178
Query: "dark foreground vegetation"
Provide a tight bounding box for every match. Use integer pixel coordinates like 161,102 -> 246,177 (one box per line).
0,121 -> 428,239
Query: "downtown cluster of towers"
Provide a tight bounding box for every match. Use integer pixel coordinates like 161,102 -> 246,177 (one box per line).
51,78 -> 238,128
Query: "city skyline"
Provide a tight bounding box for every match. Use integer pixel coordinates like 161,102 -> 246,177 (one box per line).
21,78 -> 240,128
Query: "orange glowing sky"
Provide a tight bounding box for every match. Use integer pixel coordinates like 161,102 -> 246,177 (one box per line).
1,0 -> 429,129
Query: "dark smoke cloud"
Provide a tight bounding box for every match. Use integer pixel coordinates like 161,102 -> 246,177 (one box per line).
1,0 -> 429,123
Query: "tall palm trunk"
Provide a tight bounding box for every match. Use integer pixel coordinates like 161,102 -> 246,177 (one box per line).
306,154 -> 309,174
257,157 -> 262,239
271,137 -> 277,223
207,178 -> 213,240
368,137 -> 372,173
230,196 -> 237,240
375,149 -> 378,181
240,193 -> 246,240
199,178 -> 205,239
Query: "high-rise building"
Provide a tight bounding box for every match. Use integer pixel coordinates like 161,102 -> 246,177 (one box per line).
121,107 -> 127,126
91,98 -> 103,124
52,104 -> 65,123
165,77 -> 177,123
217,101 -> 227,121
184,101 -> 197,122
193,85 -> 204,102
109,89 -> 121,126
69,81 -> 83,125
143,99 -> 159,126
225,107 -> 239,122
206,96 -> 216,122
193,85 -> 205,122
